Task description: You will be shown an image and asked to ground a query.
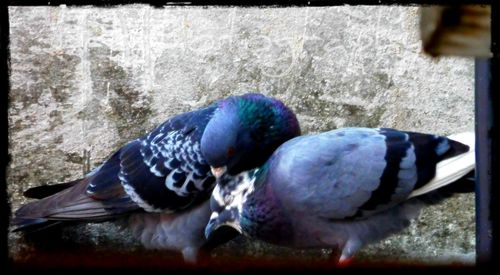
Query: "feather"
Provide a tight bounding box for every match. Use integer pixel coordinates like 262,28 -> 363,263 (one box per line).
409,132 -> 475,198
22,179 -> 80,199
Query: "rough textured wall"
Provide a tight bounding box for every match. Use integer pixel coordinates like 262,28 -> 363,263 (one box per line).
8,5 -> 475,265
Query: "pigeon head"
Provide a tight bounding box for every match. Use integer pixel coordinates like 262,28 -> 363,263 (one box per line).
200,93 -> 300,177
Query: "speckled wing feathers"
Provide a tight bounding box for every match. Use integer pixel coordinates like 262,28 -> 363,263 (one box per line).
13,105 -> 219,230
117,105 -> 217,212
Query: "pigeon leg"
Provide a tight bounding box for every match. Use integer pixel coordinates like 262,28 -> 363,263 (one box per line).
328,247 -> 342,263
336,238 -> 361,267
337,255 -> 356,267
327,247 -> 355,267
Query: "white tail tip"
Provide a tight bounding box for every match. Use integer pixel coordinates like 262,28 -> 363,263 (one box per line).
409,132 -> 475,198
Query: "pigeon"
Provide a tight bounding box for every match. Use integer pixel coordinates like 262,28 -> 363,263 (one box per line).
12,93 -> 301,263
205,127 -> 475,264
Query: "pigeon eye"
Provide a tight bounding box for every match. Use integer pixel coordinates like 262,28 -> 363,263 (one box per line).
226,147 -> 236,157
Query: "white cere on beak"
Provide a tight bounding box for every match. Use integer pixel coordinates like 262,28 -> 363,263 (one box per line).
211,166 -> 227,178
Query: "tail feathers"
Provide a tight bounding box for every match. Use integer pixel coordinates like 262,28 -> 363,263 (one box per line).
436,170 -> 475,194
409,132 -> 475,198
11,217 -> 62,233
23,179 -> 81,199
439,133 -> 472,161
12,178 -> 123,232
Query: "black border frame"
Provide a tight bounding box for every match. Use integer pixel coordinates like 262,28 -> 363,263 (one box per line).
1,1 -> 497,273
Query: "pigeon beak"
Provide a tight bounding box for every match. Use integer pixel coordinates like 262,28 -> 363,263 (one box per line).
205,211 -> 242,240
210,166 -> 227,178
201,223 -> 241,252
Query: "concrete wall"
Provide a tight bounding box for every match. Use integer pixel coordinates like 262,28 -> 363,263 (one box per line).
8,5 -> 475,265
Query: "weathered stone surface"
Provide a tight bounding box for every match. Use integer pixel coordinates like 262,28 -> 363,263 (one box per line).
8,5 -> 475,266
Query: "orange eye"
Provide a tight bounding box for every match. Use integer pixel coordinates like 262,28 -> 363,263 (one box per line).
226,147 -> 236,157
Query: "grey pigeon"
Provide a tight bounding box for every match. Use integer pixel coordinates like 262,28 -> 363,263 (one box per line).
205,127 -> 475,264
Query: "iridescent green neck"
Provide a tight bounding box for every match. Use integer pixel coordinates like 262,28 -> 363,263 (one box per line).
236,97 -> 289,142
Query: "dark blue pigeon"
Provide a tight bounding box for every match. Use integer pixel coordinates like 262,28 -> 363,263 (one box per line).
12,93 -> 301,263
205,127 -> 475,264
